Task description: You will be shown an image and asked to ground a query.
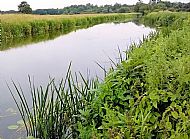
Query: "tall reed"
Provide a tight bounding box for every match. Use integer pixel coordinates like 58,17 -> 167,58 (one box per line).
1,13 -> 138,41
8,63 -> 99,138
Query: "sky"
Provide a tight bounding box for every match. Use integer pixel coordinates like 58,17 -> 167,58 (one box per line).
0,0 -> 189,11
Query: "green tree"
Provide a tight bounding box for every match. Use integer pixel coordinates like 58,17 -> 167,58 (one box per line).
18,1 -> 32,14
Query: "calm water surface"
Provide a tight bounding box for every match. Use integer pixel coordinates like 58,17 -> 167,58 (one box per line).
0,22 -> 155,138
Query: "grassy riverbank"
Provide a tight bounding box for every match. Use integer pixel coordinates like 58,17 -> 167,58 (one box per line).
10,12 -> 190,138
1,13 -> 138,41
78,12 -> 190,138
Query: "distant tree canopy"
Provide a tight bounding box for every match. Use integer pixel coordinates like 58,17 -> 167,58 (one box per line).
1,1 -> 189,15
32,2 -> 190,15
18,1 -> 32,14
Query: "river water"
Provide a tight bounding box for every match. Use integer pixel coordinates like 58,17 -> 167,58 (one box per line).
0,22 -> 155,138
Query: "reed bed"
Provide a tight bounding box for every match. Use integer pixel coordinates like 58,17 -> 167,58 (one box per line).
1,13 -> 138,41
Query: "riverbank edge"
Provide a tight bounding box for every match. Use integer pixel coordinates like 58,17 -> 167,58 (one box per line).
1,13 -> 139,41
77,11 -> 190,138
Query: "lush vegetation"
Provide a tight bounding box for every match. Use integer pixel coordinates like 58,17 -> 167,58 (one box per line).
1,13 -> 137,42
77,12 -> 190,138
9,11 -> 190,139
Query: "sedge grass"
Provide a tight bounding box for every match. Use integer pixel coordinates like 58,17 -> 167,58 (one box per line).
8,63 -> 99,138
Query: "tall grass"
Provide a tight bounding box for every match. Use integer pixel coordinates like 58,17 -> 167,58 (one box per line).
1,13 -> 138,41
8,63 -> 99,138
142,11 -> 190,27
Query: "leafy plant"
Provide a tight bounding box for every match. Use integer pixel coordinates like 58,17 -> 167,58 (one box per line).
77,12 -> 190,138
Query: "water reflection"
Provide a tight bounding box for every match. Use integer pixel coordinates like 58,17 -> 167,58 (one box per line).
1,21 -> 143,51
1,25 -> 93,51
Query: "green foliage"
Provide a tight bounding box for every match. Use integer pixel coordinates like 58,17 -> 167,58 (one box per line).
31,2 -> 190,15
77,12 -> 190,138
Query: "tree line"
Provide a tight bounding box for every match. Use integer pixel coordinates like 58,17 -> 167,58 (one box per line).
32,2 -> 190,15
1,1 -> 190,15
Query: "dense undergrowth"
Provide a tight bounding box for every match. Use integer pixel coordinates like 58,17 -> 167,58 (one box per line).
1,13 -> 137,41
77,12 -> 190,138
10,12 -> 190,139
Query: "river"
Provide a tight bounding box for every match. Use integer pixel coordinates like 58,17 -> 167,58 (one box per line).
0,22 -> 155,138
